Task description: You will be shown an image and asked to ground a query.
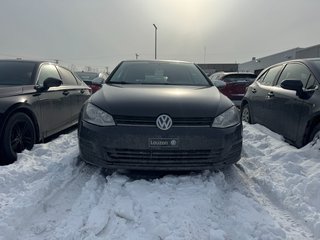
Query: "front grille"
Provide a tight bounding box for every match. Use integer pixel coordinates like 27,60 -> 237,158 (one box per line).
105,148 -> 222,167
114,116 -> 155,125
113,116 -> 213,127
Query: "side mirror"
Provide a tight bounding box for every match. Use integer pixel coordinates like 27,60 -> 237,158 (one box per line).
43,77 -> 62,89
35,77 -> 62,91
280,79 -> 312,99
280,80 -> 303,91
212,80 -> 227,89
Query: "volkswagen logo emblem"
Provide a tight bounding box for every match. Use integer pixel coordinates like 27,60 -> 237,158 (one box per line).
156,114 -> 172,130
170,139 -> 177,146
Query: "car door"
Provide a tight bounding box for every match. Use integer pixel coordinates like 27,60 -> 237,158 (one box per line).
248,65 -> 283,125
265,63 -> 315,143
56,66 -> 91,125
35,63 -> 70,137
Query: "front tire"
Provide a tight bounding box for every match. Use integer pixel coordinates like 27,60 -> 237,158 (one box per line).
241,104 -> 251,123
0,112 -> 36,165
309,123 -> 320,144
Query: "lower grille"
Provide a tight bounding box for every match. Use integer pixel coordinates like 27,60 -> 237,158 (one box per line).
105,148 -> 222,166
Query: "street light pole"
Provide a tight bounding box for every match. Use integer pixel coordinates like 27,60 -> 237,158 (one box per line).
153,24 -> 157,59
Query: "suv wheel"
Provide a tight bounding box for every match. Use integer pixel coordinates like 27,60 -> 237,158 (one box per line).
0,112 -> 36,165
241,104 -> 251,123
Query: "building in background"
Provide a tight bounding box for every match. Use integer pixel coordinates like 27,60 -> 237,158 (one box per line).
238,48 -> 301,75
296,44 -> 320,59
238,44 -> 320,75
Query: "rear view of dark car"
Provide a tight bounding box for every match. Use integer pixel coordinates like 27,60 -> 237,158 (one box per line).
0,60 -> 91,164
241,58 -> 320,148
75,71 -> 106,93
209,72 -> 256,107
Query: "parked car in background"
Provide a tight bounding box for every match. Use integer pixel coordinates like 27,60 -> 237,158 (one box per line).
78,60 -> 242,171
209,72 -> 256,107
0,60 -> 91,164
75,71 -> 107,93
241,58 -> 320,148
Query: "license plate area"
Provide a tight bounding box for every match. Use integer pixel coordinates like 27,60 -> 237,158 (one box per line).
148,138 -> 179,148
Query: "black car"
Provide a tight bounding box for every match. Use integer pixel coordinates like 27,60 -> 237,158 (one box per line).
241,58 -> 320,148
0,60 -> 91,164
78,60 -> 242,171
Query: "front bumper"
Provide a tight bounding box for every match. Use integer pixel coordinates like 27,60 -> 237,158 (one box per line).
78,121 -> 242,171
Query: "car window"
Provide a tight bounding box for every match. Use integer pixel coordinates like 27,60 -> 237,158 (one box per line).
306,75 -> 317,89
277,63 -> 312,87
0,61 -> 36,85
259,65 -> 282,86
37,64 -> 61,85
75,72 -> 99,82
223,74 -> 256,83
57,66 -> 79,85
109,62 -> 210,86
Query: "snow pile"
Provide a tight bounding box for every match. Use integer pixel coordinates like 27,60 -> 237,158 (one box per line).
0,123 -> 319,239
0,131 -> 80,239
241,123 -> 320,239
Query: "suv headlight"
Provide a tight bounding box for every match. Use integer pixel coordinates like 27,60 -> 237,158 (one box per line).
212,106 -> 240,128
83,103 -> 115,126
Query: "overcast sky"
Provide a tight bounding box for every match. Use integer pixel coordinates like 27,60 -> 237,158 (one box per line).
0,0 -> 319,71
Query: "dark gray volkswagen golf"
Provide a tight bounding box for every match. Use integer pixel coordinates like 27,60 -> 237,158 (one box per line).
78,60 -> 242,170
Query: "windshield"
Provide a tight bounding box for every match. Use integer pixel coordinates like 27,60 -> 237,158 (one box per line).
108,61 -> 210,86
0,61 -> 36,85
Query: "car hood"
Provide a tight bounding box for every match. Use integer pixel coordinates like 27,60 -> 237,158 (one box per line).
90,84 -> 233,117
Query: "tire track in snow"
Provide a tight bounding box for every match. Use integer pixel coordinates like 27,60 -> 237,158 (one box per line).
225,162 -> 315,240
239,123 -> 318,239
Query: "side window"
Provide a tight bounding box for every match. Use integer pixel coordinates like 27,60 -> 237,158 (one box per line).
256,71 -> 267,82
37,64 -> 60,85
277,63 -> 311,87
259,65 -> 282,86
306,75 -> 317,89
57,66 -> 79,86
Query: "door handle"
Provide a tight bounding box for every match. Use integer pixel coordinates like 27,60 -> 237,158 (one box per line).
267,92 -> 274,98
63,90 -> 70,96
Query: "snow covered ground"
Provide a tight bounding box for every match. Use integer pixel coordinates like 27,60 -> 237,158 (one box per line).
0,123 -> 319,240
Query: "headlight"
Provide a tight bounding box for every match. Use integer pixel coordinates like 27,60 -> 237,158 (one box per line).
83,103 -> 115,126
212,106 -> 240,128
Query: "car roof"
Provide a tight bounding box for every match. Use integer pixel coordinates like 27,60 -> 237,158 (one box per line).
0,59 -> 55,64
121,59 -> 193,64
283,57 -> 320,63
263,58 -> 320,68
